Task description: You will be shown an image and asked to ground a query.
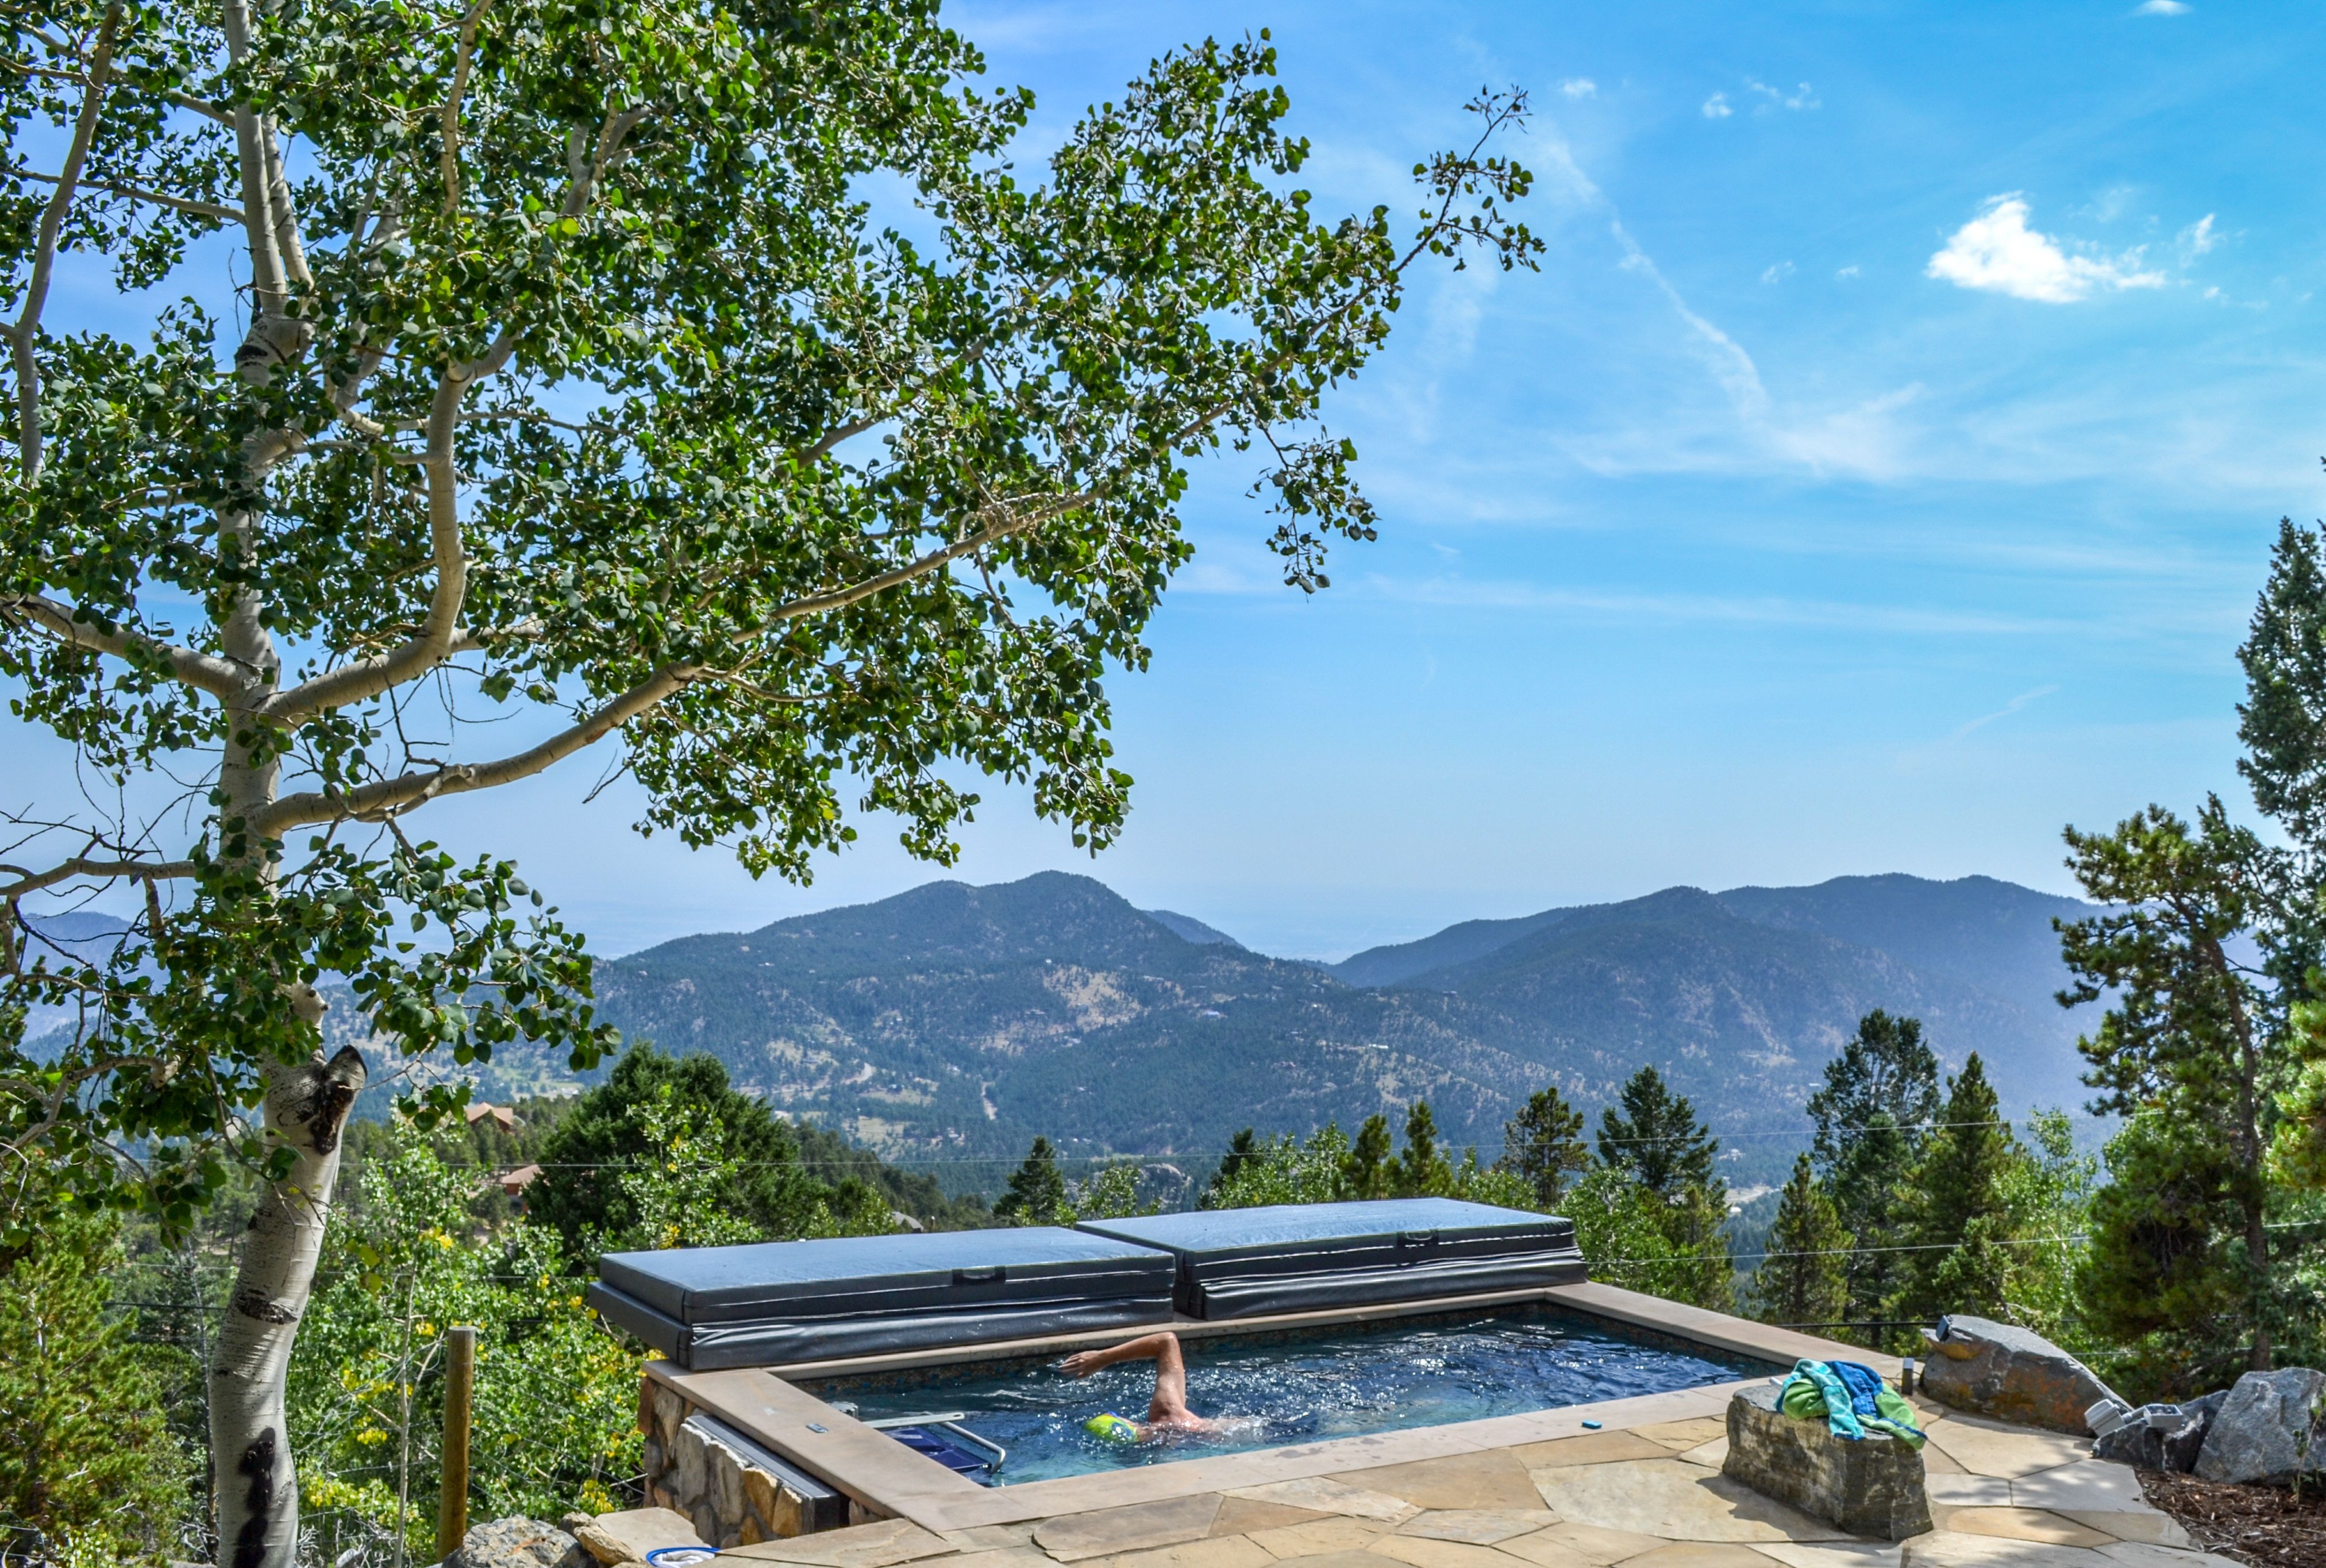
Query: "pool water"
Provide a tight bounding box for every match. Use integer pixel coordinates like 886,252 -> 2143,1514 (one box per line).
803,1305 -> 1769,1485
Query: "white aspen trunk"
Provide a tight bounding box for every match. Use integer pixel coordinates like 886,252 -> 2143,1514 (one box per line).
209,1037 -> 367,1568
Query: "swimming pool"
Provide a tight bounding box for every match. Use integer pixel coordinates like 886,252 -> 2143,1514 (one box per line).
798,1303 -> 1772,1485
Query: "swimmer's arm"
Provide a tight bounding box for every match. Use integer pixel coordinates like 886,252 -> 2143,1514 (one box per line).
1060,1332 -> 1181,1379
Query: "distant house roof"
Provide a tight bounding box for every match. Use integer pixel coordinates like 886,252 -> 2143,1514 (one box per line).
495,1164 -> 543,1196
465,1101 -> 518,1131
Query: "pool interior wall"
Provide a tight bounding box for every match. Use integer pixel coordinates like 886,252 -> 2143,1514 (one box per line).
795,1301 -> 1779,1486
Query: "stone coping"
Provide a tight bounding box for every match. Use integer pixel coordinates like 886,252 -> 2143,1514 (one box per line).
650,1280 -> 1886,1535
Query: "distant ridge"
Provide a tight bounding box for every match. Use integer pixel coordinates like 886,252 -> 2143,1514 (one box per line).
1141,909 -> 1245,948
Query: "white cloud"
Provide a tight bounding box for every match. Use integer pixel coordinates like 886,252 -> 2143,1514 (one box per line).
1747,79 -> 1820,111
2179,213 -> 2219,255
1927,195 -> 2167,303
2134,1 -> 2190,14
1561,78 -> 1596,99
1702,93 -> 1732,119
1947,685 -> 2060,742
1836,265 -> 1862,279
1761,261 -> 1794,284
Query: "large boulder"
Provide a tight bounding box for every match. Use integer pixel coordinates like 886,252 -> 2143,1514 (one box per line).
1722,1382 -> 1932,1541
2194,1368 -> 2326,1486
1918,1315 -> 2121,1435
2163,1389 -> 2229,1473
442,1518 -> 590,1568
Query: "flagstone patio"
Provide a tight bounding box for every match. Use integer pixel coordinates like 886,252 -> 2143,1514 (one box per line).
622,1394 -> 2232,1568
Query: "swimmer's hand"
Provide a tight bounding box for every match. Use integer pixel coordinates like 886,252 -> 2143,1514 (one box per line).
1059,1351 -> 1105,1378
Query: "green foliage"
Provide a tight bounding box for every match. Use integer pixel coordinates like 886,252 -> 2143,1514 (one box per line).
0,1208 -> 191,1565
1890,1054 -> 2023,1323
1068,1164 -> 1159,1222
1805,1010 -> 1940,1322
2059,800 -> 2290,1375
995,1136 -> 1071,1225
1561,1165 -> 1731,1311
1596,1066 -> 1716,1200
1496,1085 -> 1589,1208
1744,1155 -> 1852,1329
530,1045 -> 886,1257
291,1122 -> 644,1563
1345,1115 -> 1395,1200
1993,1109 -> 2100,1349
1395,1100 -> 1454,1197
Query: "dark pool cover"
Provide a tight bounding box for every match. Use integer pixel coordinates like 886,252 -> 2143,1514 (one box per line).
1074,1198 -> 1587,1319
590,1227 -> 1176,1369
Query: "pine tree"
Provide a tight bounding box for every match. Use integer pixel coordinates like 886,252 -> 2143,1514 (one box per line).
1597,1066 -> 1717,1198
1342,1115 -> 1395,1200
1890,1053 -> 2024,1323
996,1136 -> 1070,1224
1804,1011 -> 1940,1322
1746,1154 -> 1853,1328
1207,1127 -> 1262,1205
1395,1101 -> 1454,1196
1497,1085 -> 1590,1207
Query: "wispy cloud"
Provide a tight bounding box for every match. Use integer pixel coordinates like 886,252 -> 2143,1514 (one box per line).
1702,93 -> 1732,120
2134,1 -> 2190,15
2178,213 -> 2219,257
1747,79 -> 1821,111
1561,78 -> 1596,99
1836,265 -> 1862,279
1927,195 -> 2166,302
1761,261 -> 1795,284
1368,575 -> 2074,638
1611,222 -> 1770,420
1947,685 -> 2061,741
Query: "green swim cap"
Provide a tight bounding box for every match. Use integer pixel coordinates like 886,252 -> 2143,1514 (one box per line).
1084,1413 -> 1139,1443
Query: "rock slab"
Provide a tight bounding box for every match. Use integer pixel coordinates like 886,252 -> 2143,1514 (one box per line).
2194,1367 -> 2326,1486
442,1518 -> 589,1568
1722,1382 -> 1932,1541
1918,1315 -> 2122,1435
2092,1388 -> 2228,1473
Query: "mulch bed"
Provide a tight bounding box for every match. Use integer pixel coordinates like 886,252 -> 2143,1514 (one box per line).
2137,1466 -> 2326,1566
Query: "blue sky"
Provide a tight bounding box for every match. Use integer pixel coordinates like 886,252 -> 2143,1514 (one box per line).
14,0 -> 2326,960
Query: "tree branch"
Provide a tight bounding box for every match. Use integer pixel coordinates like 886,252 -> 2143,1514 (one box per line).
440,0 -> 490,216
764,490 -> 1092,624
7,0 -> 124,483
0,856 -> 197,899
0,591 -> 249,698
16,167 -> 245,224
255,663 -> 701,830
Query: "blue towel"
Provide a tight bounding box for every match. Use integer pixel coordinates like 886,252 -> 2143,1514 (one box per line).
1830,1360 -> 1888,1423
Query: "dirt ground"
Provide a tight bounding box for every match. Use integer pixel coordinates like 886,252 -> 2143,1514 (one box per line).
2136,1466 -> 2326,1567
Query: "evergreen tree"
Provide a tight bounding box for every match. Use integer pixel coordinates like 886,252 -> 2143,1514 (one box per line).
1395,1101 -> 1455,1196
1342,1115 -> 1395,1200
1497,1085 -> 1591,1207
0,1208 -> 190,1563
1805,1010 -> 1941,1322
1746,1155 -> 1853,1328
1597,1066 -> 1717,1199
1890,1053 -> 2023,1323
2060,800 -> 2287,1373
529,1045 -> 837,1259
996,1136 -> 1070,1224
1207,1128 -> 1262,1205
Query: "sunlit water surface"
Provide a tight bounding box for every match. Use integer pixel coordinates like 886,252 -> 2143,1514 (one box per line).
806,1306 -> 1767,1485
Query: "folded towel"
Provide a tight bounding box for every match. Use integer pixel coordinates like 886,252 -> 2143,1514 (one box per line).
1778,1358 -> 1926,1448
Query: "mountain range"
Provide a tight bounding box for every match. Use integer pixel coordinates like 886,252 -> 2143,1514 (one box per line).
15,871 -> 2109,1190
582,870 -> 2105,1186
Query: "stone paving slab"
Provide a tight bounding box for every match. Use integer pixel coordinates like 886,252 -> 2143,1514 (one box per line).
1091,1536 -> 1276,1568
1924,1478 -> 2012,1510
1516,1432 -> 1674,1469
1619,1547 -> 1772,1568
1035,1497 -> 1225,1562
2052,1515 -> 2186,1550
1245,1517 -> 1393,1559
1495,1522 -> 1668,1567
1918,1421 -> 2092,1483
1527,1460 -> 1851,1544
1898,1532 -> 2236,1568
1935,1510 -> 2109,1548
1749,1543 -> 1905,1568
1342,1453 -> 1546,1513
1393,1512 -> 1561,1545
1632,1421 -> 1728,1452
1214,1500 -> 1337,1536
1372,1534 -> 1539,1568
722,1519 -> 957,1566
2006,1468 -> 2144,1514
1230,1480 -> 1421,1524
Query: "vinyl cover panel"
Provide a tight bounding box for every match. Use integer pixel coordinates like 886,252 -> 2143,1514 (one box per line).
587,1281 -> 1177,1370
1076,1198 -> 1586,1318
599,1226 -> 1176,1325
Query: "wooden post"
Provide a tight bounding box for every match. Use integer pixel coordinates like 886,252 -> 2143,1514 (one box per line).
436,1325 -> 477,1561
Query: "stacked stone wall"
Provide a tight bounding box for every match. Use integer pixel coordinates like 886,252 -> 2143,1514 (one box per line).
637,1377 -> 873,1547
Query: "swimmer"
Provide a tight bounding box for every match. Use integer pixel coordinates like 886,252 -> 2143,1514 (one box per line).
1060,1331 -> 1219,1436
